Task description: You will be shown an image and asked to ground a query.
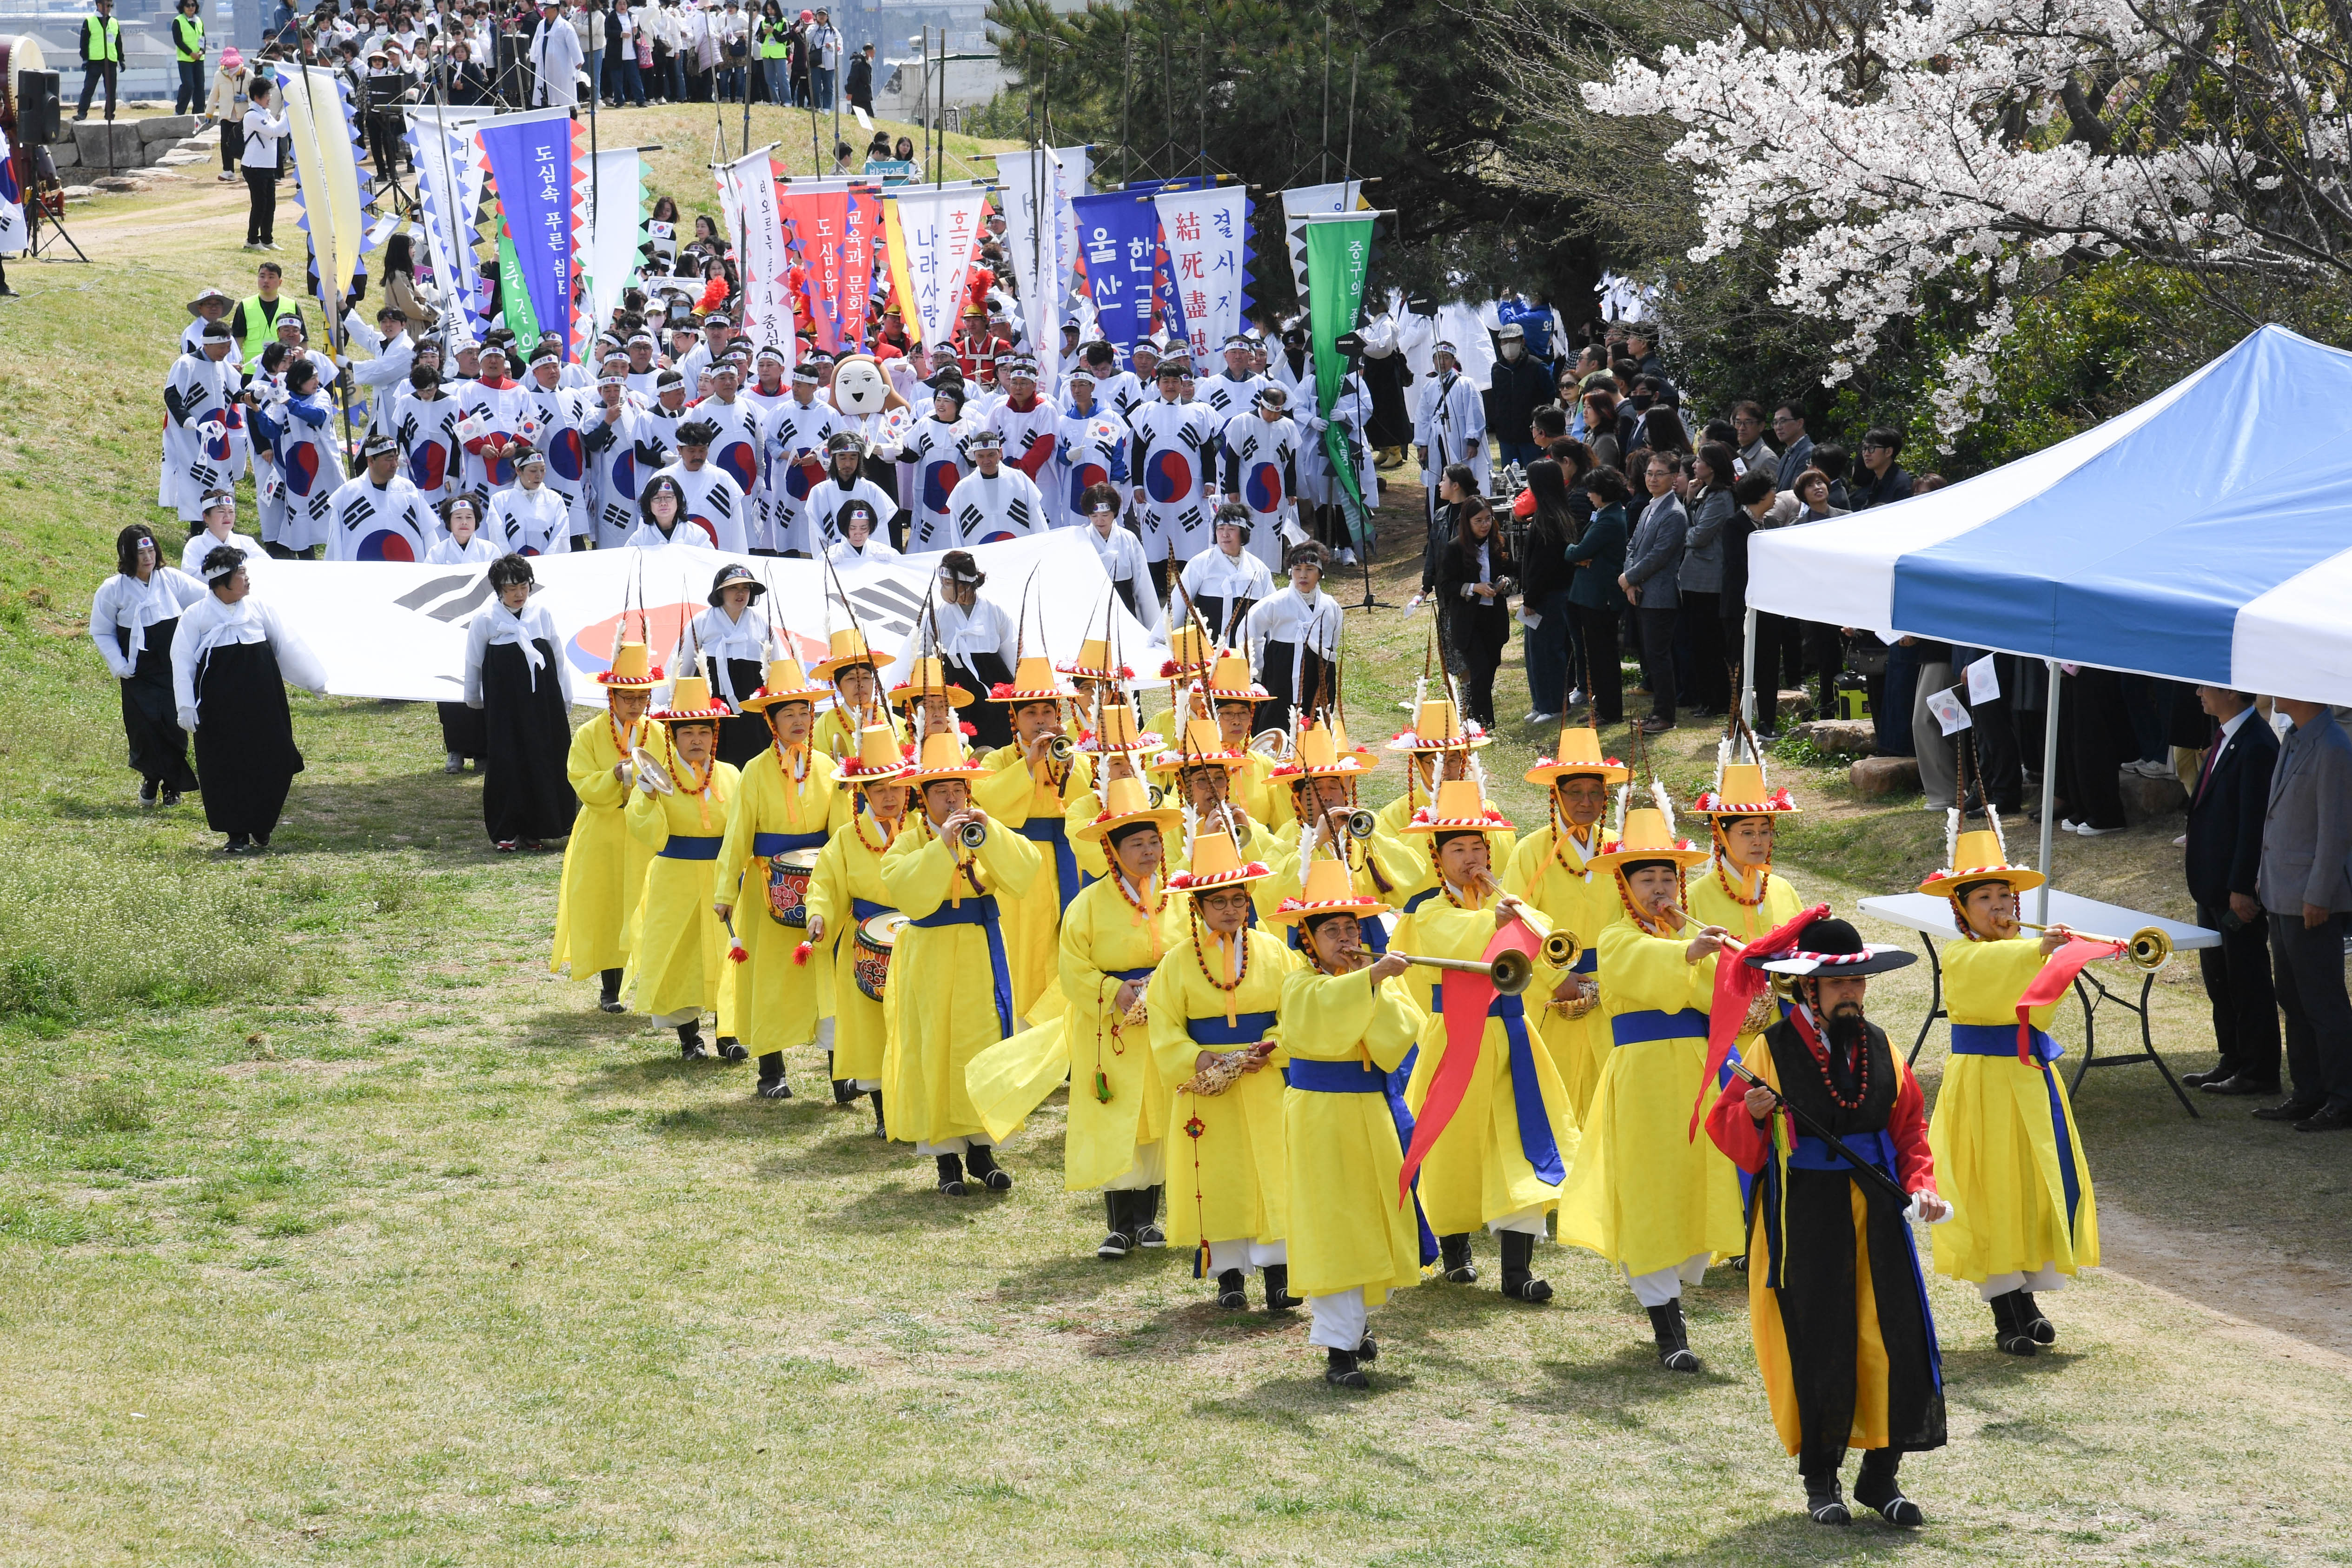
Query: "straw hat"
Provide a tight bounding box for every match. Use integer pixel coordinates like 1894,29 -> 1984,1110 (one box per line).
596,640 -> 663,691
1159,622 -> 1214,680
1075,701 -> 1162,757
1524,724 -> 1629,787
1386,697 -> 1491,754
1272,856 -> 1391,925
1148,717 -> 1249,779
1399,778 -> 1515,836
1691,748 -> 1799,818
1202,652 -> 1268,703
738,654 -> 822,713
903,730 -> 989,784
1168,827 -> 1272,893
808,627 -> 896,683
652,672 -> 731,724
888,654 -> 975,710
1072,775 -> 1184,844
1058,636 -> 1131,681
987,654 -> 1076,704
1268,720 -> 1374,783
838,723 -> 913,783
1918,826 -> 2044,897
1586,806 -> 1709,875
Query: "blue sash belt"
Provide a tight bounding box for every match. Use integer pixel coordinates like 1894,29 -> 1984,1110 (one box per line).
1424,985 -> 1564,1186
1610,1007 -> 1709,1047
1287,1057 -> 1440,1266
658,834 -> 723,860
1949,1023 -> 2082,1239
752,829 -> 828,856
850,897 -> 889,923
1186,1011 -> 1277,1045
1017,817 -> 1082,915
909,894 -> 1013,1039
1570,947 -> 1597,975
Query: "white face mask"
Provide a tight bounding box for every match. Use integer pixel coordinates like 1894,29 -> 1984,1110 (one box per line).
1501,342 -> 1523,361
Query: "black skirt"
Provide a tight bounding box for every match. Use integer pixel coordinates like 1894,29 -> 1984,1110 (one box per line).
437,701 -> 487,759
1253,639 -> 1329,735
193,637 -> 305,839
480,638 -> 578,842
117,622 -> 199,791
944,651 -> 1014,749
716,655 -> 770,767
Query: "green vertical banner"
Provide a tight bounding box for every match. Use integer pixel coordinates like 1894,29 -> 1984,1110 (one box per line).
1305,213 -> 1378,548
496,231 -> 544,359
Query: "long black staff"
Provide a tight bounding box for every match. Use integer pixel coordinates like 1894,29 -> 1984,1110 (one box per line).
1723,1057 -> 1915,1211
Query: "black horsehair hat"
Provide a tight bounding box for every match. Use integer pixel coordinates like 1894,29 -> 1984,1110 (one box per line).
1744,915 -> 1916,978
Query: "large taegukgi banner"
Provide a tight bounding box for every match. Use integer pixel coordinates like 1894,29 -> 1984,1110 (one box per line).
252,531 -> 1165,710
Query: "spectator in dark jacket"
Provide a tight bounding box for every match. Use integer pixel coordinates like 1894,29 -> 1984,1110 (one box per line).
1487,323 -> 1554,467
2180,686 -> 2281,1096
1518,459 -> 1578,724
1772,402 -> 1815,488
2256,699 -> 2352,1129
846,41 -> 872,111
1567,468 -> 1633,727
1621,450 -> 1688,734
1851,426 -> 1914,509
1435,497 -> 1518,731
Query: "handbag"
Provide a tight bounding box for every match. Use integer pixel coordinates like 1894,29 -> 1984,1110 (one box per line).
1846,631 -> 1889,676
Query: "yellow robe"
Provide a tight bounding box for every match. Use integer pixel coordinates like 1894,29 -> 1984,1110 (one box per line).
622,760 -> 742,1020
879,820 -> 1042,1146
1394,889 -> 1580,1233
1055,873 -> 1185,1189
1259,832 -> 1398,939
1687,859 -> 1808,1080
975,743 -> 1095,1023
1499,821 -> 1610,1119
804,806 -> 906,1083
812,702 -> 902,764
1279,963 -> 1426,1301
1929,937 -> 2101,1283
1556,918 -> 1746,1275
714,744 -> 848,1054
1148,927 -> 1300,1248
551,713 -> 663,977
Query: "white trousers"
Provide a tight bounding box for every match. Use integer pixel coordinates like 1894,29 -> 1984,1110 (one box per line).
816,1016 -> 835,1051
852,1078 -> 881,1092
1100,1141 -> 1168,1192
1487,1203 -> 1548,1237
916,1135 -> 995,1157
1624,1252 -> 1713,1307
1206,1237 -> 1287,1273
1978,1264 -> 2064,1301
1308,1286 -> 1373,1350
652,1006 -> 701,1028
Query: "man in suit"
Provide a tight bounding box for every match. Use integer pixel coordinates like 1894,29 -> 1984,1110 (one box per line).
2180,686 -> 2280,1095
2254,697 -> 2352,1131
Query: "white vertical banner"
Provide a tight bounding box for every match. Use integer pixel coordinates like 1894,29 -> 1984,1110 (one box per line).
1280,179 -> 1360,311
995,146 -> 1065,397
279,65 -> 370,305
407,105 -> 490,344
1053,144 -> 1090,316
0,126 -> 27,257
1153,184 -> 1248,362
719,148 -> 797,371
884,183 -> 990,353
584,147 -> 645,343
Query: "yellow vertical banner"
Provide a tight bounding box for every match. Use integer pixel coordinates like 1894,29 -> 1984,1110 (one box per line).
880,194 -> 921,348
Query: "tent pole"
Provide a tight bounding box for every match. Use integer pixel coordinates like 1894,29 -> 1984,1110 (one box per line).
2036,659 -> 2061,924
1739,604 -> 1758,733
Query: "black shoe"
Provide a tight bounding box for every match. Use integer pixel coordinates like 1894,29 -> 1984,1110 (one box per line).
2203,1074 -> 2281,1096
1216,1268 -> 1247,1310
677,1024 -> 709,1061
2181,1067 -> 2229,1088
756,1052 -> 792,1098
1729,1252 -> 1749,1273
716,1036 -> 748,1062
160,789 -> 182,807
1990,1290 -> 2038,1356
1133,1184 -> 1164,1246
598,968 -> 625,1013
965,1145 -> 1012,1190
1854,1450 -> 1924,1527
1439,1232 -> 1478,1284
1647,1300 -> 1701,1372
1262,1264 -> 1301,1313
1499,1231 -> 1552,1303
1804,1475 -> 1851,1527
139,780 -> 158,806
1097,1191 -> 1133,1258
935,1154 -> 967,1197
2296,1102 -> 2352,1131
869,1089 -> 886,1138
1354,1336 -> 1378,1362
2254,1096 -> 2325,1122
2015,1290 -> 2056,1344
1324,1348 -> 1368,1389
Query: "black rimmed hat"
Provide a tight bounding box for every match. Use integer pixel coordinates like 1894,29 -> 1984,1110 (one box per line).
1744,915 -> 1916,978
707,562 -> 768,606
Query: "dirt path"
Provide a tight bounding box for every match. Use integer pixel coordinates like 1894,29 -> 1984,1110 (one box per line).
2098,1203 -> 2352,1366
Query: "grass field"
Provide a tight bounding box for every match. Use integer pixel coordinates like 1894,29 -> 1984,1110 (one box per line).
2,139 -> 2351,1565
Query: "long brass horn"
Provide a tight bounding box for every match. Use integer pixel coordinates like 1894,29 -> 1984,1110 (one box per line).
1390,948 -> 1537,996
2018,922 -> 2173,972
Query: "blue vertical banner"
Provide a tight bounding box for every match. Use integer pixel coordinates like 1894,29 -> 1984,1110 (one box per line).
1070,191 -> 1161,356
475,108 -> 584,361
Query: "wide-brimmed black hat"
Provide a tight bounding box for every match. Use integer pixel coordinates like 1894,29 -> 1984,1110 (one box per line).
1745,914 -> 1916,978
708,562 -> 767,606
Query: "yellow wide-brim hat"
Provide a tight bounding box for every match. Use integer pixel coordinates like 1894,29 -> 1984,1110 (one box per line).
1148,717 -> 1249,779
651,672 -> 731,724
1918,828 -> 2045,897
1202,651 -> 1268,703
1398,778 -> 1515,835
1525,724 -> 1628,787
1159,622 -> 1214,679
889,655 -> 975,710
987,654 -> 1077,703
1072,775 -> 1184,844
739,655 -> 822,713
808,627 -> 896,683
1169,827 -> 1272,893
902,730 -> 988,784
839,723 -> 912,781
1386,697 -> 1491,753
1269,721 -> 1374,781
1058,635 -> 1130,681
597,640 -> 663,691
1692,761 -> 1800,817
1075,700 -> 1162,756
1271,856 -> 1391,924
1586,806 -> 1710,874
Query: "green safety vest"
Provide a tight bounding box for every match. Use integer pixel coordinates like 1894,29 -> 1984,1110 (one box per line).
84,15 -> 123,64
758,24 -> 788,59
235,295 -> 294,368
174,13 -> 205,62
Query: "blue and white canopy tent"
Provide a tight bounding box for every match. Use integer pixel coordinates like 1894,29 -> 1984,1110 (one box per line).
1745,324 -> 2352,906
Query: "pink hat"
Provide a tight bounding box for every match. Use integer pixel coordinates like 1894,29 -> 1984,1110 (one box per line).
221,45 -> 244,68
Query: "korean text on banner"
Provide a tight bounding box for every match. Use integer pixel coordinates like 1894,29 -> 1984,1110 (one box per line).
476,108 -> 585,361
781,186 -> 875,356
881,184 -> 988,349
1070,190 -> 1160,356
719,148 -> 797,370
1305,212 -> 1378,546
1153,185 -> 1251,361
995,147 -> 1065,394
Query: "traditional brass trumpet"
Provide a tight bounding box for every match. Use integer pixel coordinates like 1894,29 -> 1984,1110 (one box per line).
1146,783 -> 1168,807
2018,922 -> 2173,971
956,819 -> 989,849
1540,928 -> 1583,971
1044,734 -> 1075,764
1345,807 -> 1379,839
1391,948 -> 1539,996
1248,728 -> 1293,760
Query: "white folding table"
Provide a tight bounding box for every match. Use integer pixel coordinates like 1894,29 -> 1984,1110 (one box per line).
1853,890 -> 2219,1117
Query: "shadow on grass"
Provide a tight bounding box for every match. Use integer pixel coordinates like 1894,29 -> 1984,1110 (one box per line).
1663,1514 -> 1926,1563
821,1177 -> 1008,1231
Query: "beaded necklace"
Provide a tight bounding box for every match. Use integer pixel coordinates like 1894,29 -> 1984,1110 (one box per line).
851,794 -> 901,854
1614,871 -> 1683,936
1188,908 -> 1249,1025
1550,805 -> 1600,882
669,730 -> 717,828
1712,825 -> 1770,908
1791,997 -> 1871,1111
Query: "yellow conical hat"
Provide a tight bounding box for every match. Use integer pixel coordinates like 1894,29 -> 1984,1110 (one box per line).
809,627 -> 895,682
1150,716 -> 1247,778
1073,773 -> 1184,843
1273,854 -> 1390,923
889,654 -> 975,709
1163,622 -> 1213,676
741,654 -> 820,712
904,729 -> 987,783
988,654 -> 1074,702
1692,759 -> 1799,817
1079,700 -> 1158,755
1919,827 -> 2043,896
1525,724 -> 1629,786
1060,636 -> 1124,680
1204,652 -> 1265,701
598,640 -> 662,690
1388,697 -> 1491,752
1171,827 -> 1271,892
653,672 -> 729,722
1588,806 -> 1709,874
841,723 -> 911,781
1401,777 -> 1513,834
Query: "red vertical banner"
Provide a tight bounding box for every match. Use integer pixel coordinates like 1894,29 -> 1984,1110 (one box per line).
838,187 -> 875,351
